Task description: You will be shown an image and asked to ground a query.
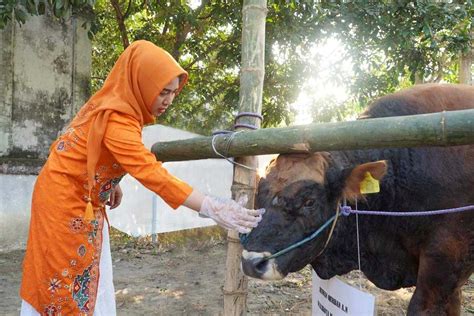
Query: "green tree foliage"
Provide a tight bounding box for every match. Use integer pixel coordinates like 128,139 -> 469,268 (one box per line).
1,1 -> 472,131
320,1 -> 473,107
91,0 -> 326,133
0,0 -> 95,29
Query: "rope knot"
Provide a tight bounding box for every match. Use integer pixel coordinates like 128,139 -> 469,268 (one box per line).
340,205 -> 352,216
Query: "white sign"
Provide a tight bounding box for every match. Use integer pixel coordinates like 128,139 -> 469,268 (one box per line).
312,270 -> 375,316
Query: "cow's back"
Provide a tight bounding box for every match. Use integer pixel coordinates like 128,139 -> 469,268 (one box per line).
360,83 -> 474,118
357,84 -> 474,207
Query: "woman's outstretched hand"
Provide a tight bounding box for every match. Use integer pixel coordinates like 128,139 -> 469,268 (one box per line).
199,195 -> 265,234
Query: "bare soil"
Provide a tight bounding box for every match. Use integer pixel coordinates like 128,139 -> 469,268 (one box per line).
1,228 -> 472,315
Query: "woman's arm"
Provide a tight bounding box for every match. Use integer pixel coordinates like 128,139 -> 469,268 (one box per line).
103,113 -> 192,209
103,113 -> 264,232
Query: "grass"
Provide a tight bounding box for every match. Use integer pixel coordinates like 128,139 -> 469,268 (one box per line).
109,225 -> 227,253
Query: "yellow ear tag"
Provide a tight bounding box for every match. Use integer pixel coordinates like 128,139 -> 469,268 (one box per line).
360,172 -> 380,194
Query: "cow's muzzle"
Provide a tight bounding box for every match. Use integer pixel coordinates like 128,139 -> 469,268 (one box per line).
241,250 -> 284,280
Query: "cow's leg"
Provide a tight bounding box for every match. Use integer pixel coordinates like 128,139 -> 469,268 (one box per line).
408,237 -> 468,316
408,285 -> 461,316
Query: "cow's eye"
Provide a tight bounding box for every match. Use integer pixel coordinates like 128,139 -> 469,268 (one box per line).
304,199 -> 315,208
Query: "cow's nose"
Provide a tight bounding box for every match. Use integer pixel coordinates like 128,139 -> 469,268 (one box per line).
241,250 -> 284,280
241,256 -> 268,279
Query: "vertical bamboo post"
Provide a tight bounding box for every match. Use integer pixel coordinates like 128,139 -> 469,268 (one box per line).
459,31 -> 473,85
223,1 -> 267,315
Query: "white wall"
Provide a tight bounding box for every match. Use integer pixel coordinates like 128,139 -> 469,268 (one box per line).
0,174 -> 35,251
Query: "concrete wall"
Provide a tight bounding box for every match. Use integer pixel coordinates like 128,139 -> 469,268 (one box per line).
0,174 -> 35,251
0,21 -> 14,158
0,13 -> 91,251
0,13 -> 91,173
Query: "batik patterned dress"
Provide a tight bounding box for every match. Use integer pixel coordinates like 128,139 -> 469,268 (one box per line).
20,106 -> 192,315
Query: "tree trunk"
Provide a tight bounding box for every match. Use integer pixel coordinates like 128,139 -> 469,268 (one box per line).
110,0 -> 130,49
223,1 -> 267,315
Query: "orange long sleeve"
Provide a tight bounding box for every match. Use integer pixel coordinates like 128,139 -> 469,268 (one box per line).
103,113 -> 192,209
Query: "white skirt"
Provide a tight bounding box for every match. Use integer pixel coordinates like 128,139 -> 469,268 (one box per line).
21,223 -> 117,316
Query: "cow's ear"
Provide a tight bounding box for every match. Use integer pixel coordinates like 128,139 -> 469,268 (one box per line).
342,160 -> 387,197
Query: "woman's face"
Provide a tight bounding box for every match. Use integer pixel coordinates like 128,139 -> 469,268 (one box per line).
151,77 -> 180,117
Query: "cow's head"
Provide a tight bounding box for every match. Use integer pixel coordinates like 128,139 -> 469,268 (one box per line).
241,153 -> 387,280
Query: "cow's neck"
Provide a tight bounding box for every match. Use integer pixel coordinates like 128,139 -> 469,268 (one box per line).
314,146 -> 471,286
313,148 -> 430,289
330,148 -> 439,211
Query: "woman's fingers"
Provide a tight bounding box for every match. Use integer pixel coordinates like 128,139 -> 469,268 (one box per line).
108,185 -> 123,209
244,208 -> 265,217
236,219 -> 259,229
109,192 -> 116,208
236,226 -> 252,234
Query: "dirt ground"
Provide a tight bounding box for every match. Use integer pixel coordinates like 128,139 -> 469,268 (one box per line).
1,228 -> 473,316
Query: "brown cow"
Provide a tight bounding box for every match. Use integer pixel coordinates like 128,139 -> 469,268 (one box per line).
241,84 -> 474,315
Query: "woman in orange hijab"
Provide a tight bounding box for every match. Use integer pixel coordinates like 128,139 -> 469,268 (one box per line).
20,40 -> 264,316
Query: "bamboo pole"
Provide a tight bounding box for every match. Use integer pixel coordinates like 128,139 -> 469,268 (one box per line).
223,1 -> 266,315
459,30 -> 473,85
151,109 -> 474,162
460,53 -> 472,85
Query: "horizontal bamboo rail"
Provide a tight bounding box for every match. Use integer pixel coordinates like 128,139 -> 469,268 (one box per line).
151,109 -> 474,162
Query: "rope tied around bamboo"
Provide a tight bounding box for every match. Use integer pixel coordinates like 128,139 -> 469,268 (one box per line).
227,236 -> 241,244
211,112 -> 263,171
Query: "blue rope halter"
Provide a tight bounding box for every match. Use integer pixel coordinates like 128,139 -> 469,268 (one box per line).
241,203 -> 474,262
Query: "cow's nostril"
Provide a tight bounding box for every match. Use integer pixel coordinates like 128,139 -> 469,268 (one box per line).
255,259 -> 268,274
246,257 -> 270,277
242,257 -> 267,279
241,250 -> 277,279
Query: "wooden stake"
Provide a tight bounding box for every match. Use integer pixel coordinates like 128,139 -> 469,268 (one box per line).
223,1 -> 267,315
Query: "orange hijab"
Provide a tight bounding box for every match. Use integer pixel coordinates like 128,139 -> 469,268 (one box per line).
69,40 -> 188,215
